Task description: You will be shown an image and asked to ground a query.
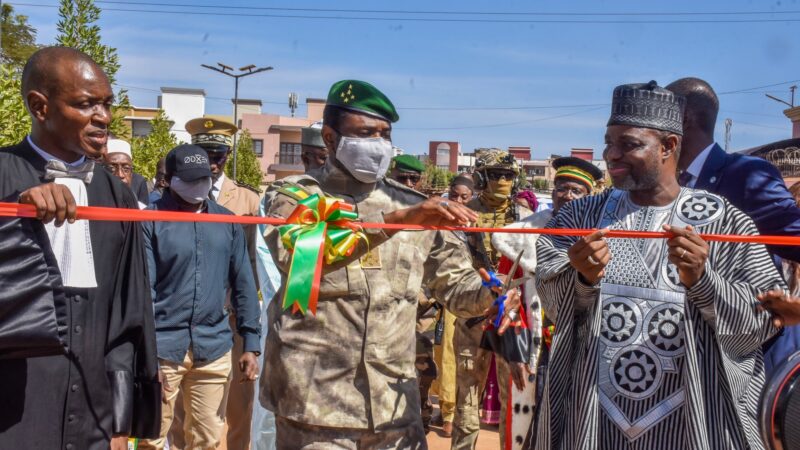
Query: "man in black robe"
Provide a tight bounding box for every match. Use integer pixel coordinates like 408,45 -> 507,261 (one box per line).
0,46 -> 159,450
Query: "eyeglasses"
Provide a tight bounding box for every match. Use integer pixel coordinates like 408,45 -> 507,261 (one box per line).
104,163 -> 132,175
396,174 -> 421,184
554,185 -> 588,198
485,170 -> 516,181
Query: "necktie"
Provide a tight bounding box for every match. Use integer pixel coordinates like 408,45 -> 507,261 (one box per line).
44,159 -> 95,184
678,171 -> 693,187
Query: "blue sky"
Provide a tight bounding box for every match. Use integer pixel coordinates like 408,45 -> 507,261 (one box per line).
13,0 -> 800,158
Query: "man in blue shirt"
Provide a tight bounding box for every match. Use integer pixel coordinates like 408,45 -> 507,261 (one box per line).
138,144 -> 261,450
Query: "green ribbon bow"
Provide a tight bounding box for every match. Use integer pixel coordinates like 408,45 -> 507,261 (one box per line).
278,191 -> 363,315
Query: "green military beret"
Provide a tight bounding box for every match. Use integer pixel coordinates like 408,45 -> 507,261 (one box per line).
326,80 -> 399,123
391,154 -> 425,174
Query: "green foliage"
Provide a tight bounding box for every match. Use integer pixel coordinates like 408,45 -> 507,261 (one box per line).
225,129 -> 264,189
0,64 -> 31,146
130,110 -> 178,180
56,0 -> 119,83
1,4 -> 40,71
532,178 -> 549,191
55,0 -> 129,137
422,162 -> 455,192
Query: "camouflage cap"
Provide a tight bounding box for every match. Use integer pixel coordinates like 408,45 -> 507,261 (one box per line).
474,148 -> 519,173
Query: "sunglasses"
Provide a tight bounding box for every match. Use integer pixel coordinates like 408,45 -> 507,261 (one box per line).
205,152 -> 229,165
397,174 -> 421,184
485,170 -> 516,181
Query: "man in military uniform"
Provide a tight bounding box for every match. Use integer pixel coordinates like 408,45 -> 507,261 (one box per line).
452,149 -> 532,450
260,80 -> 519,449
389,154 -> 425,190
183,117 -> 262,450
300,122 -> 328,172
386,153 -> 438,431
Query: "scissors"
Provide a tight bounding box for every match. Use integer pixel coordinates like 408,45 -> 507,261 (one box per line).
486,250 -> 529,328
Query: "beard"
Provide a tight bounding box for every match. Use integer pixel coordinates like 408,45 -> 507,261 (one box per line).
612,154 -> 662,192
613,171 -> 660,191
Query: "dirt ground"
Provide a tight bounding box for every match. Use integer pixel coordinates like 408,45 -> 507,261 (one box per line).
215,396 -> 501,449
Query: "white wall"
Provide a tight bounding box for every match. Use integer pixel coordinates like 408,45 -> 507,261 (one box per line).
158,89 -> 206,144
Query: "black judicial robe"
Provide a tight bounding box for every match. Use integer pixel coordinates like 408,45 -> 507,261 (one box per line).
0,139 -> 160,449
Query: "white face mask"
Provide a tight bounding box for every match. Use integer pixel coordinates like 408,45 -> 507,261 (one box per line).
170,176 -> 212,205
334,136 -> 394,184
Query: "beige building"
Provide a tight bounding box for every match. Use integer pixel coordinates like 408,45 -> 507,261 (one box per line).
239,98 -> 326,182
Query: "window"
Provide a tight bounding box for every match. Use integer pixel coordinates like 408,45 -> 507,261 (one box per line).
279,143 -> 302,164
527,167 -> 545,177
436,143 -> 451,169
253,139 -> 263,157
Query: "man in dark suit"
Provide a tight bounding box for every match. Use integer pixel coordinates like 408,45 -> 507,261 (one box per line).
668,77 -> 800,374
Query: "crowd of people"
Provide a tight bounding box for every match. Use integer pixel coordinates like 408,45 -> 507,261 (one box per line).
3,45 -> 800,450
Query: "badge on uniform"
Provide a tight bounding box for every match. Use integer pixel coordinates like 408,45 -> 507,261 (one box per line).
360,247 -> 382,269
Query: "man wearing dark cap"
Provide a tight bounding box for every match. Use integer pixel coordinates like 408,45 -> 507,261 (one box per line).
534,81 -> 783,450
184,116 -> 262,450
0,46 -> 160,450
300,122 -> 328,172
389,154 -> 426,190
138,144 -> 261,450
260,80 -> 518,449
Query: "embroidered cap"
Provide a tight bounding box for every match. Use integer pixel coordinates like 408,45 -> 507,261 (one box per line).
607,80 -> 685,135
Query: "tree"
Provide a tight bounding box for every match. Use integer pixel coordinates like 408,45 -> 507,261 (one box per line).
421,163 -> 454,193
225,130 -> 264,189
0,4 -> 38,146
55,0 -> 130,139
0,64 -> 30,146
130,110 -> 178,180
1,3 -> 40,71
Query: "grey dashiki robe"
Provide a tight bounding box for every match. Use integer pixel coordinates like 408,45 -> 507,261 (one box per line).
534,187 -> 783,450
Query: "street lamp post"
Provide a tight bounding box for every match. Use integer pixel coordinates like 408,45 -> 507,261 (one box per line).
201,62 -> 273,180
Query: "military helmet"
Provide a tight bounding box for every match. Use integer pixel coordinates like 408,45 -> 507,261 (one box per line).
474,148 -> 520,174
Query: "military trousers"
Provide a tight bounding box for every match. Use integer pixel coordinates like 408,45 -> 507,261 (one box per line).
451,318 -> 509,450
275,416 -> 428,450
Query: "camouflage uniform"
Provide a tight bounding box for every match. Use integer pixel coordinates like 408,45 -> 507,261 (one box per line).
260,163 -> 494,449
452,150 -> 531,450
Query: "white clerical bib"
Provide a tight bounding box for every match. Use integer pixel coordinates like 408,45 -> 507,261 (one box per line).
43,178 -> 98,288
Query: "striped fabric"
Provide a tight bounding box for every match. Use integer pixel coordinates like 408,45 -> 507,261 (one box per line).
533,188 -> 784,450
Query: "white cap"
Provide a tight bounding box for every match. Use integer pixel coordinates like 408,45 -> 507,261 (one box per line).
107,139 -> 132,158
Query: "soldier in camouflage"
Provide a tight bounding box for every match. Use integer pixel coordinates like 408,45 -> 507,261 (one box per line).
452,149 -> 532,450
259,80 -> 521,450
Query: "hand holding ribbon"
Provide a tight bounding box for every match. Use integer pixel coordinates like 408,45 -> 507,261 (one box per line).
278,192 -> 365,315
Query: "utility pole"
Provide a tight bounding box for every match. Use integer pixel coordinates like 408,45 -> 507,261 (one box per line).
288,92 -> 298,117
201,62 -> 273,180
724,118 -> 732,151
765,85 -> 797,108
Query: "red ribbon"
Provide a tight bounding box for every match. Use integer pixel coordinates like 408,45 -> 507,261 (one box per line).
2,202 -> 800,246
